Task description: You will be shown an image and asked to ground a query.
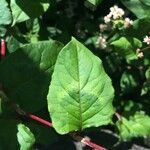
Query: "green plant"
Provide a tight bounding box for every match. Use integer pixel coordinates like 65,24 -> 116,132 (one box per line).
0,0 -> 150,149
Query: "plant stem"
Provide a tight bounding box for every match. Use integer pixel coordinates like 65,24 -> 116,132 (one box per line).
28,113 -> 107,150
141,45 -> 150,52
82,138 -> 106,150
1,39 -> 6,59
115,112 -> 122,121
28,114 -> 53,127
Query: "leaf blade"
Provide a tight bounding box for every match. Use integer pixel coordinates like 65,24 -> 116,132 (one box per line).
47,37 -> 114,134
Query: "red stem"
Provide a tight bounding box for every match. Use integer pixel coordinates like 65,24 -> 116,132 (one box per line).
29,114 -> 53,127
28,114 -> 107,150
1,39 -> 6,59
82,138 -> 106,150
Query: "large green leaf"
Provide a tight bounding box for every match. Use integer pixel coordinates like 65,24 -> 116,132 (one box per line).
17,123 -> 35,150
0,40 -> 63,112
47,37 -> 114,134
0,0 -> 12,25
111,37 -> 142,64
10,0 -> 50,25
121,0 -> 150,18
116,111 -> 150,140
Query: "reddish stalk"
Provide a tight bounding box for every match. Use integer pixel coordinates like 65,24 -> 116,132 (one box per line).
81,138 -> 106,150
115,112 -> 122,121
28,114 -> 53,127
1,39 -> 6,59
28,113 -> 107,150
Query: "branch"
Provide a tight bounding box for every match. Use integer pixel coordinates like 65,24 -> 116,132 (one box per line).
28,114 -> 53,127
14,105 -> 107,150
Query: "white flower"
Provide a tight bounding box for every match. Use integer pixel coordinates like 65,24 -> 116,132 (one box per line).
104,5 -> 125,23
124,18 -> 133,28
97,36 -> 107,49
143,36 -> 150,45
136,48 -> 144,58
137,52 -> 144,58
99,24 -> 108,32
104,15 -> 111,24
110,5 -> 124,19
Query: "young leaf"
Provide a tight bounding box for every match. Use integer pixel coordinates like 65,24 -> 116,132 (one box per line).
47,37 -> 114,134
10,0 -> 50,26
111,37 -> 142,64
116,111 -> 150,140
17,123 -> 35,150
0,40 -> 63,112
0,0 -> 12,25
121,0 -> 150,18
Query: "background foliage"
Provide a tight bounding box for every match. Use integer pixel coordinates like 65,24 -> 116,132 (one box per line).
0,0 -> 150,149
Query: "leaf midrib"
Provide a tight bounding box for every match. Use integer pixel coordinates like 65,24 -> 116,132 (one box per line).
75,45 -> 83,130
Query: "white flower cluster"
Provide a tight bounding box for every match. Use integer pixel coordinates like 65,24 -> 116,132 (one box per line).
143,36 -> 150,45
99,24 -> 108,32
104,5 -> 125,24
136,48 -> 144,58
96,36 -> 107,49
124,18 -> 133,28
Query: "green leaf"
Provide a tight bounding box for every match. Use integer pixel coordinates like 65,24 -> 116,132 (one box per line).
10,0 -> 50,26
121,0 -> 150,18
0,0 -> 12,25
116,111 -> 150,140
0,40 -> 63,112
120,71 -> 139,94
7,36 -> 23,53
146,67 -> 150,79
85,0 -> 103,6
47,37 -> 114,134
141,67 -> 150,95
111,37 -> 142,64
125,18 -> 150,39
84,0 -> 103,10
17,123 -> 35,150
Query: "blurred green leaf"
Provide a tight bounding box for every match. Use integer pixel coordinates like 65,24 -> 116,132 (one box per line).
47,37 -> 114,134
0,0 -> 12,26
17,123 -> 35,150
141,67 -> 150,95
125,18 -> 150,39
85,0 -> 103,7
116,111 -> 150,140
120,71 -> 140,94
0,40 -> 63,112
7,36 -> 23,53
121,0 -> 150,18
111,37 -> 142,64
10,0 -> 50,26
